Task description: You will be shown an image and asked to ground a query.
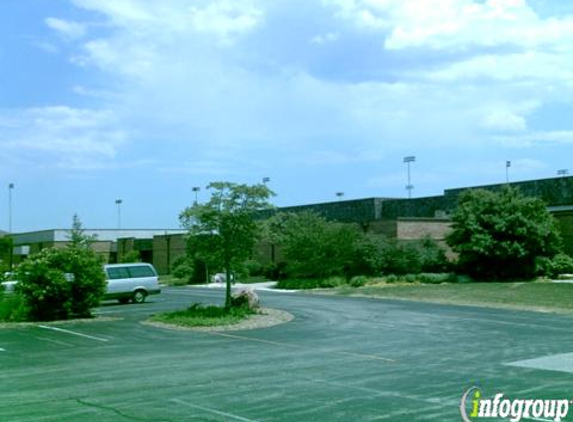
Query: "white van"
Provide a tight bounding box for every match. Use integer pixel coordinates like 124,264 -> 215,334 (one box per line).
104,263 -> 161,304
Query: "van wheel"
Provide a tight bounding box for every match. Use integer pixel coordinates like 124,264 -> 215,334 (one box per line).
132,290 -> 147,304
118,297 -> 130,305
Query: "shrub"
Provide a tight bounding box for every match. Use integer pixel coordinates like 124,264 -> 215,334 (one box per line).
121,250 -> 142,263
266,212 -> 362,279
171,256 -> 195,283
447,186 -> 562,280
0,294 -> 28,322
550,253 -> 573,277
231,289 -> 260,310
416,273 -> 458,284
14,247 -> 106,321
354,235 -> 450,276
349,275 -> 369,287
276,277 -> 347,290
537,253 -> 573,278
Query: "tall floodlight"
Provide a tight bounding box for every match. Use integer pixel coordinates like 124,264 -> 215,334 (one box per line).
192,187 -> 201,204
262,177 -> 271,184
506,160 -> 511,183
336,192 -> 345,201
403,156 -> 416,199
558,169 -> 569,177
8,183 -> 14,233
115,199 -> 123,229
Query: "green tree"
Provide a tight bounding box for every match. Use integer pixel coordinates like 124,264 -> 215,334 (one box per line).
0,235 -> 13,272
266,212 -> 362,279
446,186 -> 561,280
14,216 -> 106,321
68,214 -> 97,249
179,182 -> 274,308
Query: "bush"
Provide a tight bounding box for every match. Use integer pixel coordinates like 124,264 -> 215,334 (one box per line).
536,253 -> 573,278
354,235 -> 450,276
447,186 -> 562,280
267,212 -> 362,279
380,273 -> 458,284
0,294 -> 28,322
276,276 -> 347,290
171,256 -> 195,283
14,247 -> 106,321
230,289 -> 260,310
349,275 -> 369,287
121,250 -> 142,263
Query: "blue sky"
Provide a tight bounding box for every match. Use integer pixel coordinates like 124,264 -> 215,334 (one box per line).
2,0 -> 573,231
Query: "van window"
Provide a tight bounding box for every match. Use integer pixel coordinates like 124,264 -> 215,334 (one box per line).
107,267 -> 130,280
128,265 -> 156,278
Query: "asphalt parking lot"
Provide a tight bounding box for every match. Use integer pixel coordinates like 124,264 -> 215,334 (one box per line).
2,286 -> 573,421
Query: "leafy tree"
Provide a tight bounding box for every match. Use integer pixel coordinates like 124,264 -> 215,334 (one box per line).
14,216 -> 106,321
446,186 -> 562,280
265,212 -> 362,279
68,214 -> 97,249
353,235 -> 449,276
0,235 -> 13,272
15,247 -> 106,321
121,250 -> 142,263
179,182 -> 274,308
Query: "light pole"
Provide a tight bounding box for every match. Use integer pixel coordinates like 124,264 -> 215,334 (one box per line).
115,199 -> 122,230
192,187 -> 201,204
8,183 -> 14,233
262,177 -> 270,184
558,169 -> 569,177
506,160 -> 511,184
336,192 -> 344,201
403,156 -> 416,199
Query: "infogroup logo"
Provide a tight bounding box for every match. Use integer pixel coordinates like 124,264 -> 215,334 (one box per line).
460,387 -> 571,422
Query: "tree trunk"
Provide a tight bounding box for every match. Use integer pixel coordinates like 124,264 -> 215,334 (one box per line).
225,263 -> 232,309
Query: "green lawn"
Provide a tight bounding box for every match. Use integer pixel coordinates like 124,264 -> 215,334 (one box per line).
332,281 -> 573,313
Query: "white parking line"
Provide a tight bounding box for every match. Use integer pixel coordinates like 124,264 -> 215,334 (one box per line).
170,399 -> 260,422
37,325 -> 109,342
0,347 -> 5,352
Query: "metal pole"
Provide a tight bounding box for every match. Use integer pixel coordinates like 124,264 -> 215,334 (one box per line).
192,187 -> 200,205
115,199 -> 122,229
506,161 -> 511,184
403,156 -> 416,199
8,183 -> 14,233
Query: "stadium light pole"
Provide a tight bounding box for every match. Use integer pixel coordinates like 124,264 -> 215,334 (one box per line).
336,192 -> 344,201
8,183 -> 14,233
506,160 -> 511,184
115,199 -> 122,230
262,177 -> 270,184
403,156 -> 416,199
558,169 -> 569,177
192,187 -> 201,205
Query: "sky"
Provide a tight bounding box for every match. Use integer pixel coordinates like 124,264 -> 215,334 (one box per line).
1,0 -> 573,231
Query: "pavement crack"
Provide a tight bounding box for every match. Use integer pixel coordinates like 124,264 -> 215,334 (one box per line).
75,398 -> 175,422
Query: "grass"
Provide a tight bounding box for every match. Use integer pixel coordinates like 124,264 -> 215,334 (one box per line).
332,280 -> 573,313
149,303 -> 257,327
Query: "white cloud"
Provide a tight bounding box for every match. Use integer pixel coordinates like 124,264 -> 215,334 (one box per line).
45,17 -> 87,39
189,2 -> 264,43
483,110 -> 527,132
494,130 -> 573,147
0,106 -> 126,170
310,32 -> 340,44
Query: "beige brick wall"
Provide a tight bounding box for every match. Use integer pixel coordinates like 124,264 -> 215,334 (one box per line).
396,218 -> 452,241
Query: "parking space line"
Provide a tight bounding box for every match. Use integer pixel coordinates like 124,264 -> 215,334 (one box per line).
0,347 -> 5,352
37,325 -> 109,342
170,399 -> 260,422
